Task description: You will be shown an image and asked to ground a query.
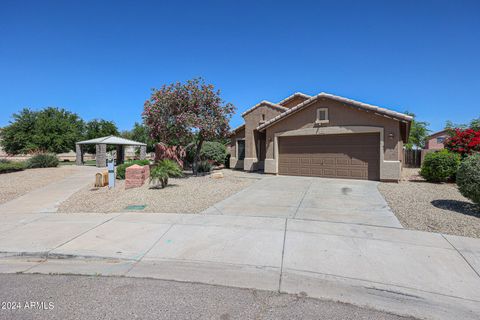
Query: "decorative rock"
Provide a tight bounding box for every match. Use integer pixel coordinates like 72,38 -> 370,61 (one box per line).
211,171 -> 224,179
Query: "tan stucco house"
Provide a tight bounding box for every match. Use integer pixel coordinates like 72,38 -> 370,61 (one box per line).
229,92 -> 412,181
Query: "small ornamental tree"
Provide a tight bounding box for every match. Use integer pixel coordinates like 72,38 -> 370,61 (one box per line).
143,78 -> 235,175
444,128 -> 480,157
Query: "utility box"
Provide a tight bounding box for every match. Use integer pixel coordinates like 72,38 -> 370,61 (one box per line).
108,161 -> 115,188
94,171 -> 109,187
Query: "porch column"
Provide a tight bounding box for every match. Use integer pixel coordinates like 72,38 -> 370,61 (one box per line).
96,143 -> 107,167
75,143 -> 84,165
140,145 -> 147,160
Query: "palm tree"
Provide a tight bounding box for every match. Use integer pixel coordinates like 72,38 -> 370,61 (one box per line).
150,159 -> 183,188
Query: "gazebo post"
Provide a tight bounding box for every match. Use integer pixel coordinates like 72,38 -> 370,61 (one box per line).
75,143 -> 84,165
140,145 -> 146,160
116,145 -> 124,165
96,143 -> 107,167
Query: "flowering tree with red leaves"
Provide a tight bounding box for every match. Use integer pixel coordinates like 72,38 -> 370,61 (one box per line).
444,128 -> 480,156
143,78 -> 235,174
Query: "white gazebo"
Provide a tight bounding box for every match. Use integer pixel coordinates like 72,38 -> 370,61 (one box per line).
76,135 -> 147,167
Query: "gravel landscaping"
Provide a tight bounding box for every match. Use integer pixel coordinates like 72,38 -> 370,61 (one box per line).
0,166 -> 81,205
58,169 -> 261,213
379,169 -> 480,238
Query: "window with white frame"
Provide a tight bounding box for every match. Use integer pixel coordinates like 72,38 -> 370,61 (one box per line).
316,108 -> 329,124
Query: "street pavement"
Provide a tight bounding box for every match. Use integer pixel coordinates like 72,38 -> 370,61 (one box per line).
0,273 -> 414,320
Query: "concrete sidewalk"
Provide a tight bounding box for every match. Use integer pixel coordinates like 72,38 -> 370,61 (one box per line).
0,166 -> 98,214
0,212 -> 479,320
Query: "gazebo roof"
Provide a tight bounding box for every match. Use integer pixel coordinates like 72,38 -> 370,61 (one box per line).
76,135 -> 147,146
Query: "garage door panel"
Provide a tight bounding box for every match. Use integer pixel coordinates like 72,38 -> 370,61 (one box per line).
351,158 -> 365,165
278,133 -> 380,180
300,158 -> 310,165
349,170 -> 365,179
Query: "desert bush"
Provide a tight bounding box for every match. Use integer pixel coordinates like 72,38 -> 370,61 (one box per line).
26,153 -> 59,168
420,149 -> 460,182
0,161 -> 26,174
196,160 -> 212,173
186,141 -> 227,166
456,153 -> 480,204
154,143 -> 186,168
116,159 -> 150,179
200,141 -> 227,165
150,159 -> 183,188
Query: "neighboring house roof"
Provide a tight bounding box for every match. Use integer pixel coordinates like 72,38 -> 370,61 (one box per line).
241,100 -> 288,117
427,129 -> 449,139
277,92 -> 311,106
76,135 -> 147,146
257,92 -> 413,131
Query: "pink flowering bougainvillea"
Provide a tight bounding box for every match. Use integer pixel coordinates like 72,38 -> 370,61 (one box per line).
142,78 -> 235,174
444,128 -> 480,156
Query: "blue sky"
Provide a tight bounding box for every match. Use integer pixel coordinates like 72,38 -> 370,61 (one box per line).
1,0 -> 479,133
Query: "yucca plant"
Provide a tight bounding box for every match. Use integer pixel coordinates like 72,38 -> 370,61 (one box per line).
150,159 -> 183,188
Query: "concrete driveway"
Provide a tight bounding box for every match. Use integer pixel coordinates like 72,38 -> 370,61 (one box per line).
203,176 -> 402,228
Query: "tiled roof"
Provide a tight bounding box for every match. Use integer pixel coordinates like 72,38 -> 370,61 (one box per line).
231,124 -> 245,132
427,129 -> 449,138
277,92 -> 311,106
241,100 -> 288,117
257,92 -> 413,131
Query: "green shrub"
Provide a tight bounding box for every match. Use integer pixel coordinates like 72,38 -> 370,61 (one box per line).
420,150 -> 460,182
0,159 -> 11,164
201,141 -> 227,165
150,159 -> 183,188
116,159 -> 150,179
185,141 -> 227,166
197,160 -> 212,173
0,161 -> 26,174
26,153 -> 59,168
456,153 -> 480,204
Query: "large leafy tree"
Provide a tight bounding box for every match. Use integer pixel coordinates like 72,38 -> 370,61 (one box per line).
0,107 -> 84,154
83,119 -> 119,153
143,78 -> 235,174
446,116 -> 480,131
121,122 -> 155,152
404,112 -> 430,150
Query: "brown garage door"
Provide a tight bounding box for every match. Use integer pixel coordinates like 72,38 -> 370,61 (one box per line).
278,133 -> 380,180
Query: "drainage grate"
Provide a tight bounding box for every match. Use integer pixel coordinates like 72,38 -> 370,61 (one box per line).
124,205 -> 147,211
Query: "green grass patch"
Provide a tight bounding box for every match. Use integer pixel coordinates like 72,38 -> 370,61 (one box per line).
0,161 -> 26,174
